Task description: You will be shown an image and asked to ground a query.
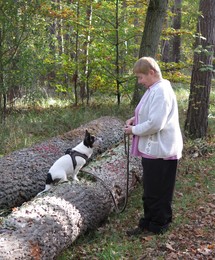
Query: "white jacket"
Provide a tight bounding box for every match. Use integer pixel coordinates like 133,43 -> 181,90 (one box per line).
132,80 -> 183,159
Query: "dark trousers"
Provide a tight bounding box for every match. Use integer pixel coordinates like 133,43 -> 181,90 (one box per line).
139,158 -> 178,234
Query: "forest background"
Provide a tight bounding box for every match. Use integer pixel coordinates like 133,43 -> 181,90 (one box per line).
0,0 -> 204,114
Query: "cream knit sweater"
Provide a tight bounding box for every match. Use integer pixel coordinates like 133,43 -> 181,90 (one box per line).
132,79 -> 183,159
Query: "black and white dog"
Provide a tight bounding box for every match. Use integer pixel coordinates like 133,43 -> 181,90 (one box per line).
37,130 -> 100,195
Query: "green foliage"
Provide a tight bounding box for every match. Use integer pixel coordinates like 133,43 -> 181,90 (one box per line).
159,61 -> 191,83
180,0 -> 200,60
0,0 -> 203,113
194,45 -> 214,56
0,0 -> 49,104
29,0 -> 148,102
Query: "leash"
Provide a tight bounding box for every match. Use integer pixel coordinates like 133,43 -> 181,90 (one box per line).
81,134 -> 130,214
119,133 -> 130,213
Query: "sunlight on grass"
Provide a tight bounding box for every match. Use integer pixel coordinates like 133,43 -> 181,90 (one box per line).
0,99 -> 133,155
37,97 -> 72,108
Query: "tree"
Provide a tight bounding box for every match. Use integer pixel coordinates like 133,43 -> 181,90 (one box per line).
39,1 -> 143,105
171,0 -> 182,62
162,0 -> 182,63
0,0 -> 203,109
0,0 -> 49,122
83,0 -> 93,104
132,0 -> 169,105
89,0 -> 145,105
139,0 -> 169,58
74,0 -> 80,106
184,0 -> 215,138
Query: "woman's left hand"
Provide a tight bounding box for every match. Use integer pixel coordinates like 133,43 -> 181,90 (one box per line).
124,125 -> 133,135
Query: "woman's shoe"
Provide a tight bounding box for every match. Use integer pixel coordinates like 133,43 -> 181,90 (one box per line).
126,227 -> 144,236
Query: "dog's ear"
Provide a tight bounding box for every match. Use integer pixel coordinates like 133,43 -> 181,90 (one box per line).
85,129 -> 90,137
84,129 -> 95,147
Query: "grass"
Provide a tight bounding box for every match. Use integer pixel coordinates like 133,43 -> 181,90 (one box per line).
0,97 -> 133,155
1,84 -> 215,259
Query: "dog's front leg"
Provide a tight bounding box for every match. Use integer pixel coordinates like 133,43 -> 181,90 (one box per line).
72,166 -> 82,182
73,176 -> 79,182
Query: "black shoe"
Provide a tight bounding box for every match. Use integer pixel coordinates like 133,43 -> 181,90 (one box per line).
138,218 -> 150,230
142,230 -> 155,237
126,227 -> 144,236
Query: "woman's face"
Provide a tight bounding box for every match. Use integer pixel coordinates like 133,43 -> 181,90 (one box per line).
136,70 -> 155,88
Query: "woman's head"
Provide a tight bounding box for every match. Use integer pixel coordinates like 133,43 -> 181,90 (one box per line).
133,57 -> 162,88
133,57 -> 162,78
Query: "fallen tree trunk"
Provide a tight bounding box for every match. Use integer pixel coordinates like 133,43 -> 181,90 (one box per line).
0,143 -> 142,260
0,116 -> 124,209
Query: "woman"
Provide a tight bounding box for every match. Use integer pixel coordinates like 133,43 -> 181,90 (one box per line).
124,57 -> 183,236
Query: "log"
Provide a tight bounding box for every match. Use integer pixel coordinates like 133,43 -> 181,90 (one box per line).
0,142 -> 142,260
0,116 -> 124,209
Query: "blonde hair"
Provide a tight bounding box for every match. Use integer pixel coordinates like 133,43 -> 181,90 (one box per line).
133,57 -> 162,77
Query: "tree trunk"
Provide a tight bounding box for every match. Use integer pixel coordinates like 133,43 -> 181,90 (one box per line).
133,0 -> 140,58
84,1 -> 93,105
171,0 -> 182,62
132,0 -> 168,105
57,0 -> 64,56
0,27 -> 4,123
74,0 -> 80,106
162,0 -> 182,63
0,138 -> 142,260
0,117 -> 124,210
139,0 -> 168,58
184,0 -> 215,138
115,0 -> 121,106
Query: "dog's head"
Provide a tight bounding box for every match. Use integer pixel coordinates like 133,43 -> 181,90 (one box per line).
84,130 -> 102,148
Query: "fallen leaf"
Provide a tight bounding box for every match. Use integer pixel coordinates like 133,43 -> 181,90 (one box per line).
166,243 -> 176,251
197,247 -> 212,256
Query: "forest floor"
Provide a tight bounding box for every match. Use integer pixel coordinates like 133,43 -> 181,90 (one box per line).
58,137 -> 215,260
0,94 -> 214,259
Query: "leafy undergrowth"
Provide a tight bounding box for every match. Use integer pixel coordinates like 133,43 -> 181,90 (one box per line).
58,138 -> 215,260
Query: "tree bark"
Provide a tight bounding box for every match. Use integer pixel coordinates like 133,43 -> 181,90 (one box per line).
115,0 -> 121,106
138,0 -> 168,58
74,0 -> 80,106
132,0 -> 168,105
184,0 -> 215,138
84,1 -> 93,105
0,139 -> 142,260
162,0 -> 182,63
0,116 -> 124,210
171,0 -> 182,63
